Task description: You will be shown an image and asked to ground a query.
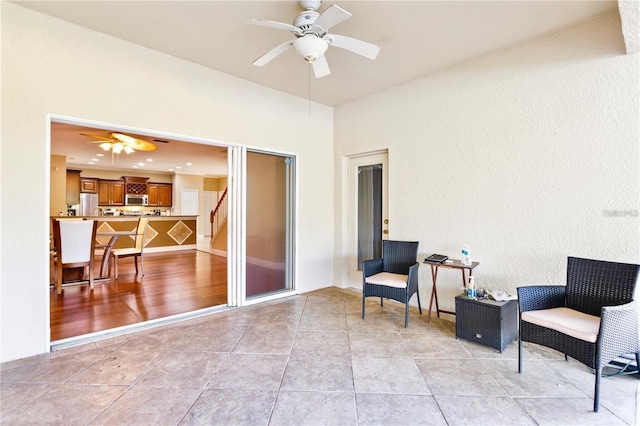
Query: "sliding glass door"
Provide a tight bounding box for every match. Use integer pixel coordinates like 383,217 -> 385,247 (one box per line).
245,150 -> 296,299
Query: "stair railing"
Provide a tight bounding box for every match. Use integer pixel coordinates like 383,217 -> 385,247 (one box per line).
210,188 -> 228,241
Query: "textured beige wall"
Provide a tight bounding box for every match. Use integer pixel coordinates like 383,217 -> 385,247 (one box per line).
335,11 -> 639,312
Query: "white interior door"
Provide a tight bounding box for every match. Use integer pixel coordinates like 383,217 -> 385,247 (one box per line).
181,189 -> 199,215
347,152 -> 388,289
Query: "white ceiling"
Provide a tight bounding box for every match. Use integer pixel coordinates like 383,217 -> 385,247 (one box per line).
17,0 -> 617,107
20,0 -> 618,175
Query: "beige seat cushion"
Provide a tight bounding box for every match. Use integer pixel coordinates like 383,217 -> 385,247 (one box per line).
112,248 -> 141,256
521,307 -> 600,343
364,272 -> 408,289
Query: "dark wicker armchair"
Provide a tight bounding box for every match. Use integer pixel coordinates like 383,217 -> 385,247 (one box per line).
362,240 -> 421,328
517,257 -> 640,412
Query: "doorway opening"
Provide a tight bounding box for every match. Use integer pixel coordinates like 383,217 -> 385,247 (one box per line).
48,116 -> 234,345
48,116 -> 298,348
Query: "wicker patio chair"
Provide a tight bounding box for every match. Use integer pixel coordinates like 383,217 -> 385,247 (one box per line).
362,240 -> 421,328
517,256 -> 640,412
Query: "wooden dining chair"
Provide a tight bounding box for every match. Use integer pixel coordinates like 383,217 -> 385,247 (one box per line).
51,219 -> 98,294
110,217 -> 149,279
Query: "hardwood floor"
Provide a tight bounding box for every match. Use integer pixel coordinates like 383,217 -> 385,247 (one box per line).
50,250 -> 227,341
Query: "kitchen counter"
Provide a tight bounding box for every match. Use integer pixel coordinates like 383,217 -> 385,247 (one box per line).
52,215 -> 198,251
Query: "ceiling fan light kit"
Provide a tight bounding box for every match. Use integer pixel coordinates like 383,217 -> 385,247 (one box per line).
294,35 -> 328,62
100,142 -> 134,154
247,0 -> 380,78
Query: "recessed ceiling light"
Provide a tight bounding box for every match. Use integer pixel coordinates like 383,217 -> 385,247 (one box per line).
138,162 -> 145,166
176,166 -> 182,169
146,158 -> 153,162
186,162 -> 193,166
132,165 -> 139,169
91,158 -> 99,162
168,168 -> 174,172
88,162 -> 95,165
96,153 -> 104,157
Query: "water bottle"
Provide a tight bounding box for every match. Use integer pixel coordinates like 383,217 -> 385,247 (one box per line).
467,276 -> 476,298
461,245 -> 472,266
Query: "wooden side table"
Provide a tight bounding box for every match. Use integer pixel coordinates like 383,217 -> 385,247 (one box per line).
454,294 -> 518,352
424,259 -> 479,322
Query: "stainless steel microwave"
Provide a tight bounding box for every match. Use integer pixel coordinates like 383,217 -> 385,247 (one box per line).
125,194 -> 148,206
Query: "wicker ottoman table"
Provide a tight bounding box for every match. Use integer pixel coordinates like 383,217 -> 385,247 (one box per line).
455,294 -> 518,352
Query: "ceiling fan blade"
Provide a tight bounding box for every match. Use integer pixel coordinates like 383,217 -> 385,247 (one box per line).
245,19 -> 302,36
324,34 -> 380,60
128,140 -> 158,151
80,133 -> 114,142
111,133 -> 158,151
311,54 -> 331,78
313,5 -> 351,34
253,40 -> 295,66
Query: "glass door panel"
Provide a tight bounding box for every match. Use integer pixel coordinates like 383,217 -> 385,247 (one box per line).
245,150 -> 295,298
357,164 -> 383,268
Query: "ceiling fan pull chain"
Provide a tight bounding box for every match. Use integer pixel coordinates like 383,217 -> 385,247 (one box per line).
308,62 -> 312,115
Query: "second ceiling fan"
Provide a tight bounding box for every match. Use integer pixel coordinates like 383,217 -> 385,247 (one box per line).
247,0 -> 380,78
81,131 -> 158,164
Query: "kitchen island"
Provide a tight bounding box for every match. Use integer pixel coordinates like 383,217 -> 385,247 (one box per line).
52,215 -> 198,252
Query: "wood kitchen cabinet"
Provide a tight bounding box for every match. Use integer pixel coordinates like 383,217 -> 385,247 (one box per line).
80,178 -> 98,193
66,170 -> 81,205
98,180 -> 125,206
148,183 -> 173,207
158,184 -> 173,207
123,176 -> 148,195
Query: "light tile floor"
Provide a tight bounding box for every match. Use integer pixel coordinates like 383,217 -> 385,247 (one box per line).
1,287 -> 638,425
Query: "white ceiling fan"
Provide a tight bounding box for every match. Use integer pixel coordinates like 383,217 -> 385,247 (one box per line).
247,0 -> 380,78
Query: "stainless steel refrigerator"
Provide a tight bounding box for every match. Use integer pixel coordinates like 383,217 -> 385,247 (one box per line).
79,193 -> 99,217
